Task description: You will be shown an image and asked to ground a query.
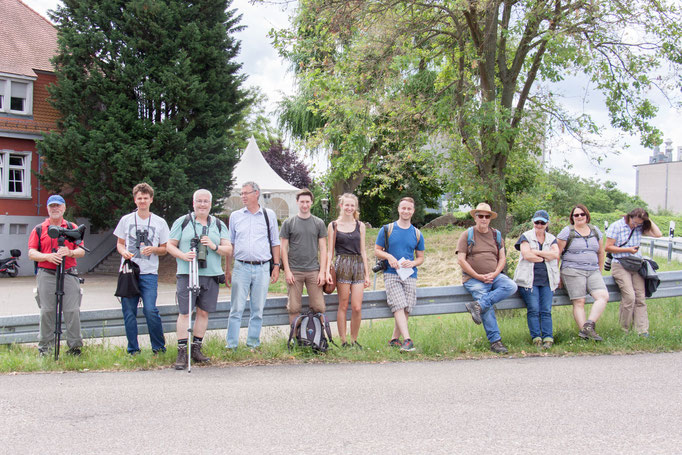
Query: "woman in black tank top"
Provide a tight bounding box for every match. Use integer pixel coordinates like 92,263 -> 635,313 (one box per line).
326,193 -> 370,347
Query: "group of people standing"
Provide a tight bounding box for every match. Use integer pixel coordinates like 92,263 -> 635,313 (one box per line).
26,183 -> 662,363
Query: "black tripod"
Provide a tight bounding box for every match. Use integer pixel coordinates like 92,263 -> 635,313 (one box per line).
52,238 -> 67,361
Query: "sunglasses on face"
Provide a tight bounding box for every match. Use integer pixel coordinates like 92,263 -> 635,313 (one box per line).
572,212 -> 586,218
534,220 -> 547,225
476,214 -> 491,219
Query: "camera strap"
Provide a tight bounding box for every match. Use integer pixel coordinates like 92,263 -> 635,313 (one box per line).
190,212 -> 212,240
134,210 -> 152,239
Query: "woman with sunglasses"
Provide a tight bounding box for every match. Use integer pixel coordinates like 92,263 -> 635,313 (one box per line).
605,208 -> 661,337
556,204 -> 609,341
513,210 -> 560,349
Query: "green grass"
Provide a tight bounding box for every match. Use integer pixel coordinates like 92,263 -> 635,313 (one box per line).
2,294 -> 680,373
2,227 -> 680,373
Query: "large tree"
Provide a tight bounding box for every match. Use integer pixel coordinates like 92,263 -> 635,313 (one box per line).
39,0 -> 250,229
273,0 -> 682,233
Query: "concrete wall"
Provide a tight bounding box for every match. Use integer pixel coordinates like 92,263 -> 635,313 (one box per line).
635,161 -> 682,214
0,214 -> 114,276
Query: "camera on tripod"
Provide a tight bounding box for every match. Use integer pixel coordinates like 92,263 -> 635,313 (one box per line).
47,224 -> 87,244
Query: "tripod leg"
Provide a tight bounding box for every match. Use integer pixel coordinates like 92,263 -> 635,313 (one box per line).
54,262 -> 65,361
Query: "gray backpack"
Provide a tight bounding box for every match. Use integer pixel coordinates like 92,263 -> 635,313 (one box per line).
288,311 -> 335,353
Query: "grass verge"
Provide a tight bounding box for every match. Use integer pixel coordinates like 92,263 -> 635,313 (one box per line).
2,295 -> 680,374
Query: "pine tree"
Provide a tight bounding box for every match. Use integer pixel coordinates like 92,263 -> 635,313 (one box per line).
39,0 -> 249,229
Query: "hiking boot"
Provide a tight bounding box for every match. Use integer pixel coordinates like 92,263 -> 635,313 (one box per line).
532,337 -> 542,348
542,338 -> 554,349
389,338 -> 402,348
465,301 -> 482,325
66,347 -> 82,357
578,320 -> 603,341
191,342 -> 211,363
341,342 -> 351,348
400,338 -> 415,352
174,345 -> 188,370
38,347 -> 51,357
490,340 -> 508,354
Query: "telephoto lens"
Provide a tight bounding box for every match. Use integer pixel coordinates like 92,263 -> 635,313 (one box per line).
197,226 -> 208,268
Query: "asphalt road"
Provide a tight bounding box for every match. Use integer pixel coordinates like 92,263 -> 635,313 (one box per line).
1,352 -> 681,454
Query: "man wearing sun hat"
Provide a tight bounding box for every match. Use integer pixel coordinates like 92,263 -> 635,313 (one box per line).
456,203 -> 517,354
27,194 -> 85,356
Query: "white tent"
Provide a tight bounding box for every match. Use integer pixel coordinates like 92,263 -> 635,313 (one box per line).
225,136 -> 299,219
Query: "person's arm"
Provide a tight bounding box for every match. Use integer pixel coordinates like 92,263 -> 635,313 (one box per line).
598,237 -> 605,271
166,238 -> 194,262
519,242 -> 543,262
318,236 -> 327,286
605,236 -> 638,254
225,242 -> 234,288
281,238 -> 295,285
58,245 -> 85,259
326,222 -> 335,283
270,244 -> 281,283
457,251 -> 483,281
374,229 -> 399,268
117,237 -> 134,260
360,222 -> 370,287
645,220 -> 663,238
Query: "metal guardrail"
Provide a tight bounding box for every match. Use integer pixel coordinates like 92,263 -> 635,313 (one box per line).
640,236 -> 682,261
2,270 -> 682,345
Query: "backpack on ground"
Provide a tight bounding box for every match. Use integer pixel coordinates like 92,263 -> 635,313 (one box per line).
466,226 -> 502,255
288,311 -> 335,353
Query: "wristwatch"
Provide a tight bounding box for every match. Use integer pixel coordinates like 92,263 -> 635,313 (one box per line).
212,244 -> 219,252
275,262 -> 282,267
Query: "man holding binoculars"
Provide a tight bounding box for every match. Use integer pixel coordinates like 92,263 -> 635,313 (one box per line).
113,183 -> 170,355
167,189 -> 231,369
28,194 -> 86,356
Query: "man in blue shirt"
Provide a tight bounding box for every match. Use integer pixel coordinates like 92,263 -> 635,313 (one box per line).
374,197 -> 425,352
225,181 -> 281,349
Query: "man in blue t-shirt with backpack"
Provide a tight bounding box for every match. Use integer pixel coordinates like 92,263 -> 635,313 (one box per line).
374,197 -> 425,352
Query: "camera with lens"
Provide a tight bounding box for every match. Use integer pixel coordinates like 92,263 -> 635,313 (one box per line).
604,252 -> 613,271
47,224 -> 87,244
372,259 -> 388,273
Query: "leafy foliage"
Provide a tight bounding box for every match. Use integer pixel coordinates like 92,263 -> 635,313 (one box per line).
272,0 -> 682,235
39,0 -> 250,228
262,139 -> 312,189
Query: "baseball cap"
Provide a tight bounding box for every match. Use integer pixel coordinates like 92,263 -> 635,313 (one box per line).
46,195 -> 66,206
532,210 -> 549,223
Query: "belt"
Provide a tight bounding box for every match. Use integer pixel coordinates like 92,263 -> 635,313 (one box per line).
237,259 -> 270,265
39,267 -> 78,275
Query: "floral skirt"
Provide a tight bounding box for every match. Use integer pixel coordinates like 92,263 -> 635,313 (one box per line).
335,254 -> 365,285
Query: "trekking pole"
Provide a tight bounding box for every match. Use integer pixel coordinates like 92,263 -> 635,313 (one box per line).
53,245 -> 65,361
187,238 -> 200,372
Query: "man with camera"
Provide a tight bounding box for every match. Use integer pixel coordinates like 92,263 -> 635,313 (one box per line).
280,188 -> 327,324
113,183 -> 170,355
374,197 -> 425,352
225,181 -> 280,350
28,195 -> 86,356
167,189 -> 231,369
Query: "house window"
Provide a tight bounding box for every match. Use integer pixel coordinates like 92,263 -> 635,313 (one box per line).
0,77 -> 33,115
0,224 -> 4,234
0,150 -> 32,197
9,224 -> 28,235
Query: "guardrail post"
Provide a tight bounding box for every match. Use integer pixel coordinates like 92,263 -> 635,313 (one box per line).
668,238 -> 673,262
650,239 -> 655,257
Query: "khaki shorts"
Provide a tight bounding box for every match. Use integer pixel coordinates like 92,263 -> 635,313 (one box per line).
287,270 -> 326,315
560,268 -> 607,300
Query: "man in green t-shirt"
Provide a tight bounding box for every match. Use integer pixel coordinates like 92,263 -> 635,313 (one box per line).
280,189 -> 328,324
166,189 -> 231,370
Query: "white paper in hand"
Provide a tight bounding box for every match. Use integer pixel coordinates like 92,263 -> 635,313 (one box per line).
396,257 -> 415,281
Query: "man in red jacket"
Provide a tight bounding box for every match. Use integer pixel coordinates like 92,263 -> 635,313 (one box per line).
28,195 -> 86,356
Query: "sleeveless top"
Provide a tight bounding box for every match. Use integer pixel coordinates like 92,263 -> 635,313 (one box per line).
334,221 -> 362,255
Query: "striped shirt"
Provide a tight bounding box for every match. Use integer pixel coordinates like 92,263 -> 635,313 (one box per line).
606,218 -> 642,262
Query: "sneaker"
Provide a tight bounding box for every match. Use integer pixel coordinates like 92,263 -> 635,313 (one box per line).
128,350 -> 141,356
174,345 -> 188,370
578,320 -> 603,341
341,342 -> 351,348
532,337 -> 542,348
352,341 -> 363,350
542,338 -> 554,349
66,347 -> 82,357
465,301 -> 482,325
400,338 -> 415,352
490,340 -> 509,354
191,342 -> 211,363
389,338 -> 402,348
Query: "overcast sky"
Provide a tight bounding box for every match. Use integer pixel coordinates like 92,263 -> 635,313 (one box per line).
21,0 -> 682,195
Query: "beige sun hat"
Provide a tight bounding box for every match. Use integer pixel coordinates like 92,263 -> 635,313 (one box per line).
469,202 -> 498,219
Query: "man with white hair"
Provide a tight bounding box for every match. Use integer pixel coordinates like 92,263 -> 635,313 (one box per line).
167,189 -> 232,369
225,181 -> 280,350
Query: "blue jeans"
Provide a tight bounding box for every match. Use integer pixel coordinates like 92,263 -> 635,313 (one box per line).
121,274 -> 165,353
518,286 -> 554,340
226,261 -> 270,348
462,274 -> 518,343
